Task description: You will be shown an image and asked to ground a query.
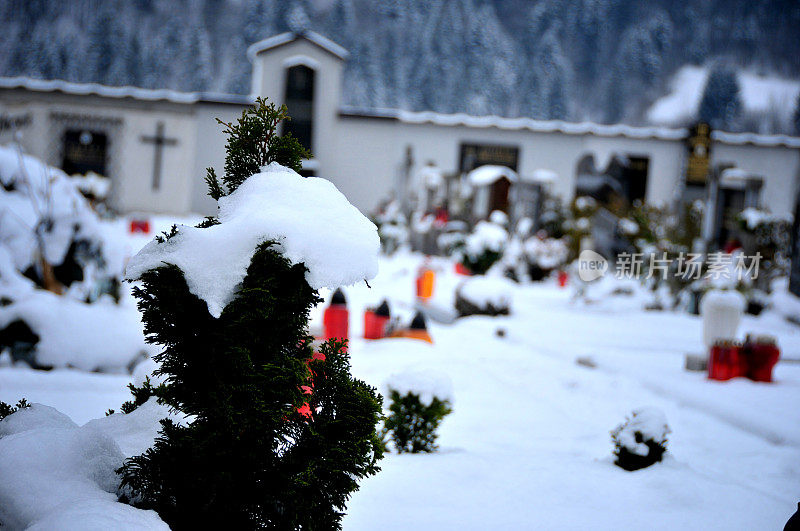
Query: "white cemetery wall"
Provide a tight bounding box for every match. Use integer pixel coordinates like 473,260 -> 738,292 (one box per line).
0,103 -> 35,148
711,142 -> 800,216
0,100 -> 54,163
326,116 -> 403,213
0,90 -> 200,215
114,108 -> 197,214
325,115 -> 689,214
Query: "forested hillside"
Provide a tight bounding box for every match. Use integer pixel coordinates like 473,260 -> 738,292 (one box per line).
2,0 -> 799,131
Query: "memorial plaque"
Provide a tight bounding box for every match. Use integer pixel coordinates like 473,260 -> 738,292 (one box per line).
686,122 -> 711,184
62,129 -> 107,176
459,143 -> 519,173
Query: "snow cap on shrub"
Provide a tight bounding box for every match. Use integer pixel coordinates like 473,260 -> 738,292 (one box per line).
126,163 -> 380,317
384,369 -> 454,407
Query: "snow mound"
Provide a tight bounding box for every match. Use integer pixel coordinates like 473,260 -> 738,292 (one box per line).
612,407 -> 670,457
0,402 -> 169,530
384,369 -> 454,406
0,289 -> 150,371
126,163 -> 380,317
83,397 -> 175,457
456,276 -> 514,312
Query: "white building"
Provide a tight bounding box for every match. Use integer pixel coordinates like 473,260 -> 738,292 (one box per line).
1,31 -> 799,226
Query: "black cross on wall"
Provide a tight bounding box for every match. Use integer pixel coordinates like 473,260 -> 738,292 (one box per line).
140,122 -> 178,190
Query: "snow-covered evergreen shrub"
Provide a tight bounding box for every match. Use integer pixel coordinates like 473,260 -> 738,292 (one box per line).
737,207 -> 791,291
611,408 -> 670,471
0,147 -> 145,371
437,220 -> 469,257
117,99 -> 384,529
0,145 -> 121,300
523,235 -> 569,280
455,276 -> 513,317
461,220 -> 508,275
620,201 -> 703,309
382,370 -> 453,453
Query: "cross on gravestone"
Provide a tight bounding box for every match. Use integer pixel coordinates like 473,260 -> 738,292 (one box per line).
140,122 -> 178,190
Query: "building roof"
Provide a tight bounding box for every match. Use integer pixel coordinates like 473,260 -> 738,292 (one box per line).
340,105 -> 800,148
711,130 -> 800,149
0,76 -> 253,106
2,74 -> 799,149
247,31 -> 349,62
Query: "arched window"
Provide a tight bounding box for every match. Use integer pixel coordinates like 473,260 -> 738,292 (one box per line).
283,65 -> 314,153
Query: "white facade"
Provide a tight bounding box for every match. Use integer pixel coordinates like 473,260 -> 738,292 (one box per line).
1,31 -> 799,219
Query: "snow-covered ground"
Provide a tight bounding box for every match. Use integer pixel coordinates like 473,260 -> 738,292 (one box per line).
2,235 -> 799,528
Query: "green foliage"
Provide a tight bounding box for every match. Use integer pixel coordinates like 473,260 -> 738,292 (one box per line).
119,376 -> 161,414
619,200 -> 703,307
461,249 -> 502,276
154,225 -> 178,244
611,416 -> 668,472
0,398 -> 30,421
207,97 -> 311,198
736,209 -> 791,291
382,390 -> 451,453
117,100 -> 381,529
203,167 -> 224,201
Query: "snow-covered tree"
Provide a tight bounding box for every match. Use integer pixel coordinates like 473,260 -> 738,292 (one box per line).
699,65 -> 743,131
117,99 -> 383,529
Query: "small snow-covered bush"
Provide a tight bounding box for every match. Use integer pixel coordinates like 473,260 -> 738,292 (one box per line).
0,144 -> 122,299
437,220 -> 469,257
461,220 -> 508,275
611,408 -> 670,471
383,370 -> 453,453
374,200 -> 408,255
523,236 -> 569,280
455,276 -> 514,317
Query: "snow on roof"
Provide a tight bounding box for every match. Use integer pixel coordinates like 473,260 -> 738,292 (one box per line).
247,31 -> 349,62
711,130 -> 800,148
720,167 -> 751,181
125,163 -> 379,318
397,110 -> 689,141
467,165 -> 518,186
0,76 -> 252,106
341,105 -> 800,148
340,105 -> 689,141
524,169 -> 558,183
